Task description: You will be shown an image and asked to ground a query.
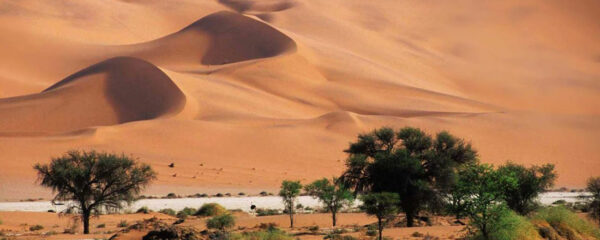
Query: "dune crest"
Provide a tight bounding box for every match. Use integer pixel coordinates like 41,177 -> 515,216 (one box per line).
0,57 -> 185,134
128,11 -> 296,66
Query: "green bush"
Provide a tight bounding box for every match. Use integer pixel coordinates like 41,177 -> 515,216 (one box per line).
29,225 -> 44,231
474,209 -> 539,240
324,234 -> 357,240
366,224 -> 377,236
533,206 -> 600,239
206,214 -> 235,231
195,203 -> 227,217
118,220 -> 129,228
230,229 -> 293,240
159,208 -> 177,216
166,193 -> 177,198
177,207 -> 197,219
136,206 -> 151,214
255,208 -> 280,216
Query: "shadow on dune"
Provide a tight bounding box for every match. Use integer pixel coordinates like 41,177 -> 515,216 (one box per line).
127,11 -> 296,66
218,0 -> 296,13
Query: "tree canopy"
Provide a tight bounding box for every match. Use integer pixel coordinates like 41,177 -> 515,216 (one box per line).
279,180 -> 302,228
497,162 -> 556,215
304,177 -> 354,226
34,150 -> 156,234
360,192 -> 400,240
586,176 -> 600,224
453,162 -> 518,239
340,127 -> 477,226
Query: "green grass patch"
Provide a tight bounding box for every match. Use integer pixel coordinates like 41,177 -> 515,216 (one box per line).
533,206 -> 600,239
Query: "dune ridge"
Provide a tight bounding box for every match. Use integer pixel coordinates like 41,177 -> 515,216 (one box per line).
0,57 -> 185,134
126,11 -> 297,67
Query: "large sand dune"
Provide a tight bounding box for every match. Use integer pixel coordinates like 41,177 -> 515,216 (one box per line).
0,0 -> 598,200
0,57 -> 185,134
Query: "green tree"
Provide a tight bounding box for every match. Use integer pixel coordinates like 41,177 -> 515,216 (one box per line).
304,178 -> 354,226
454,163 -> 517,240
206,214 -> 235,232
279,180 -> 302,228
585,176 -> 600,224
34,150 -> 156,234
360,192 -> 400,240
340,127 -> 476,226
497,162 -> 556,215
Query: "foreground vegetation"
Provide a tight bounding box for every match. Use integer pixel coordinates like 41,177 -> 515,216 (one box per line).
22,126 -> 599,240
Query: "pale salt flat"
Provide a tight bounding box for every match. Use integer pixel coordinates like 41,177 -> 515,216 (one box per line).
0,192 -> 589,213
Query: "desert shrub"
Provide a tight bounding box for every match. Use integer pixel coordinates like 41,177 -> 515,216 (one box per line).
137,206 -> 151,214
533,206 -> 600,239
166,193 -> 177,198
97,223 -> 106,228
260,191 -> 268,196
143,225 -> 202,240
215,193 -> 224,197
308,225 -> 319,233
366,224 -> 377,236
159,208 -> 177,216
255,208 -> 280,216
206,214 -> 235,231
29,224 -> 44,231
412,232 -> 424,237
118,220 -> 129,228
177,207 -> 197,219
324,234 -> 357,240
196,203 -> 227,217
257,222 -> 279,231
230,229 -> 293,240
238,192 -> 245,196
471,209 -> 539,240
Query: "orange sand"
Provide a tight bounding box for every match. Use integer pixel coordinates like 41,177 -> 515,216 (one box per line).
0,0 -> 599,200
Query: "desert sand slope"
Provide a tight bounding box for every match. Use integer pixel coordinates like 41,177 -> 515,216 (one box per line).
128,11 -> 296,66
0,0 -> 598,200
0,57 -> 185,134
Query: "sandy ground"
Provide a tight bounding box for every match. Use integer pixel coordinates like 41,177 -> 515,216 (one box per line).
0,211 -> 464,240
0,0 -> 599,200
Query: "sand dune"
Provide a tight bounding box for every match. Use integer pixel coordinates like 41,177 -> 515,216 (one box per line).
0,0 -> 598,200
126,11 -> 296,66
0,57 -> 185,134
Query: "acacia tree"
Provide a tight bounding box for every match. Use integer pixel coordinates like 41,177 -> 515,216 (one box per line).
360,192 -> 400,240
454,163 -> 517,239
585,176 -> 600,224
304,178 -> 354,226
34,150 -> 156,234
497,162 -> 556,215
340,127 -> 477,227
279,180 -> 302,228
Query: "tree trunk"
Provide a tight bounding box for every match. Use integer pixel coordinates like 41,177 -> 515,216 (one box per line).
289,208 -> 294,228
332,211 -> 337,227
406,212 -> 414,227
83,209 -> 91,234
378,217 -> 383,240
